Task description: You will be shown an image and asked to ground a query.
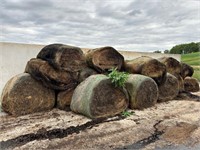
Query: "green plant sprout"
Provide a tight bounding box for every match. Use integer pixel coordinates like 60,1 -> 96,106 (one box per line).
108,68 -> 129,88
121,110 -> 134,118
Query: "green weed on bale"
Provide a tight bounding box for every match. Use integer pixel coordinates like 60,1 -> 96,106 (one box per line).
108,68 -> 129,88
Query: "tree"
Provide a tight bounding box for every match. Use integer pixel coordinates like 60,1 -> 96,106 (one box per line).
164,50 -> 169,54
154,50 -> 162,53
170,42 -> 199,54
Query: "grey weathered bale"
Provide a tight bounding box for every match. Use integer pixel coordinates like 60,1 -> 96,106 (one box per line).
0,73 -> 55,116
125,74 -> 158,109
86,46 -> 124,73
124,56 -> 167,85
184,77 -> 199,92
70,75 -> 129,119
57,88 -> 75,110
25,58 -> 77,90
158,73 -> 179,102
37,44 -> 86,72
180,62 -> 194,79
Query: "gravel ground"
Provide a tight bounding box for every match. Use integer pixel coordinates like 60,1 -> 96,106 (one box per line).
0,91 -> 200,150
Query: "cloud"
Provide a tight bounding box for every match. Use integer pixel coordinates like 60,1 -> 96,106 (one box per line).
1,0 -> 199,52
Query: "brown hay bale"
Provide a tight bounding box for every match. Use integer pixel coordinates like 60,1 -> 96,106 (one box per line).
70,75 -> 129,119
174,73 -> 185,92
78,67 -> 98,82
184,77 -> 199,92
175,91 -> 200,101
25,58 -> 77,90
125,74 -> 158,109
57,88 -> 75,110
157,57 -> 181,75
180,62 -> 194,79
37,44 -> 86,72
158,73 -> 179,102
0,73 -> 55,116
85,46 -> 124,73
124,56 -> 167,85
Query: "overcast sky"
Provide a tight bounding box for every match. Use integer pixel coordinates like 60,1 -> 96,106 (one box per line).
1,0 -> 199,52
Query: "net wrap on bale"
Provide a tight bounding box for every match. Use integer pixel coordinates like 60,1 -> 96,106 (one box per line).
70,74 -> 129,119
125,74 -> 158,109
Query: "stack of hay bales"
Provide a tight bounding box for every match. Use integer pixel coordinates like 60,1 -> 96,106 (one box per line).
0,44 -> 199,119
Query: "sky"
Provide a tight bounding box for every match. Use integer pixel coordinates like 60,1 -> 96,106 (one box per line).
0,0 -> 200,52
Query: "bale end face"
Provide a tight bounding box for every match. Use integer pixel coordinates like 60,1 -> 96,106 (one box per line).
141,59 -> 167,85
37,44 -> 86,72
125,74 -> 158,110
86,47 -> 124,73
1,73 -> 55,116
90,81 -> 129,118
158,57 -> 181,75
184,77 -> 200,92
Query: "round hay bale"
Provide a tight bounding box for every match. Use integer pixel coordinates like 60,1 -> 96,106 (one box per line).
70,75 -> 129,119
124,56 -> 167,85
57,88 -> 75,110
25,58 -> 77,90
180,62 -> 194,79
86,46 -> 124,73
174,73 -> 185,92
0,73 -> 55,116
125,74 -> 158,109
78,67 -> 98,82
157,57 -> 181,75
158,73 -> 179,102
37,44 -> 86,72
184,77 -> 199,92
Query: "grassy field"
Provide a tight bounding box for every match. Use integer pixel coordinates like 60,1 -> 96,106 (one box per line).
181,52 -> 200,81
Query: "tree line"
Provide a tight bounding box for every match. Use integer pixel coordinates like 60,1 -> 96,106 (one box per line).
154,42 -> 199,54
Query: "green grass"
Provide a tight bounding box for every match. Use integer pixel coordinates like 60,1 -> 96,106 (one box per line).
181,52 -> 200,65
181,52 -> 200,81
121,110 -> 134,118
192,67 -> 200,81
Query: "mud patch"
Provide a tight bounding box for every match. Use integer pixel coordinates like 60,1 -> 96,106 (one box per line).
162,122 -> 198,144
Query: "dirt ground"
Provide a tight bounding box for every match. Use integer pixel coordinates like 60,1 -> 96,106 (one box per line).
0,91 -> 200,150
